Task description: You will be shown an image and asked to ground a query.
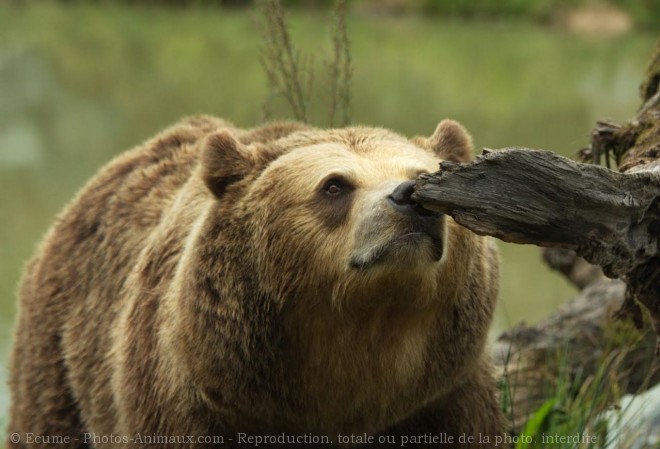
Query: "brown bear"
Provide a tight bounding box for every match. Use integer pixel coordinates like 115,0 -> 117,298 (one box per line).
7,115 -> 503,448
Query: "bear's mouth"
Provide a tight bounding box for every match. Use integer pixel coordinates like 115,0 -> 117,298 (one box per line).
349,220 -> 444,270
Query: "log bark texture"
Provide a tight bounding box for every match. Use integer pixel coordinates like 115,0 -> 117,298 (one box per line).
412,148 -> 660,335
413,148 -> 659,276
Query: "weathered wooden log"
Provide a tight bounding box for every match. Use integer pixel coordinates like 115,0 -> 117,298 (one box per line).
412,148 -> 659,275
411,149 -> 660,340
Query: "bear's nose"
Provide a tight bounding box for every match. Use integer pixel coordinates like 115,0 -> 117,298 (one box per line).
388,180 -> 438,218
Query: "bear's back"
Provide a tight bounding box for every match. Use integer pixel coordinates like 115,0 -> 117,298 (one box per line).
38,115 -> 224,299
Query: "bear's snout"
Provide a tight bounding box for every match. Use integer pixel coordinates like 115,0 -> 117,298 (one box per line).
349,181 -> 446,270
388,180 -> 442,220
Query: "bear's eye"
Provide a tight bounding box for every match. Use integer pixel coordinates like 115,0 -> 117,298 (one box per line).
322,178 -> 350,196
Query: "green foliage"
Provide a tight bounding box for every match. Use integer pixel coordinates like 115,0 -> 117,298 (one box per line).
419,0 -> 589,21
8,0 -> 660,30
516,399 -> 558,449
280,0 -> 336,7
610,0 -> 660,29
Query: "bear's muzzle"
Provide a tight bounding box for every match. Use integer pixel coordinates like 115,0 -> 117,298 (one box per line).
349,181 -> 445,269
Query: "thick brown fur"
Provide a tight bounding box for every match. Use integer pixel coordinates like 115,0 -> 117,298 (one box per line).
8,115 -> 503,448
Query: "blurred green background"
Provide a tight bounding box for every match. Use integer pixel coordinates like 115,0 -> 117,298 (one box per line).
0,0 -> 658,434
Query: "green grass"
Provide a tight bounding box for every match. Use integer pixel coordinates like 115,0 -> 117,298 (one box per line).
499,320 -> 657,448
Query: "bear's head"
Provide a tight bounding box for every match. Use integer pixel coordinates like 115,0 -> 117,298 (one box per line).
201,120 -> 474,306
172,120 -> 495,433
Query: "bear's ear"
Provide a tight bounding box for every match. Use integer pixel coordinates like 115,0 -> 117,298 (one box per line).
426,119 -> 473,163
201,131 -> 255,198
